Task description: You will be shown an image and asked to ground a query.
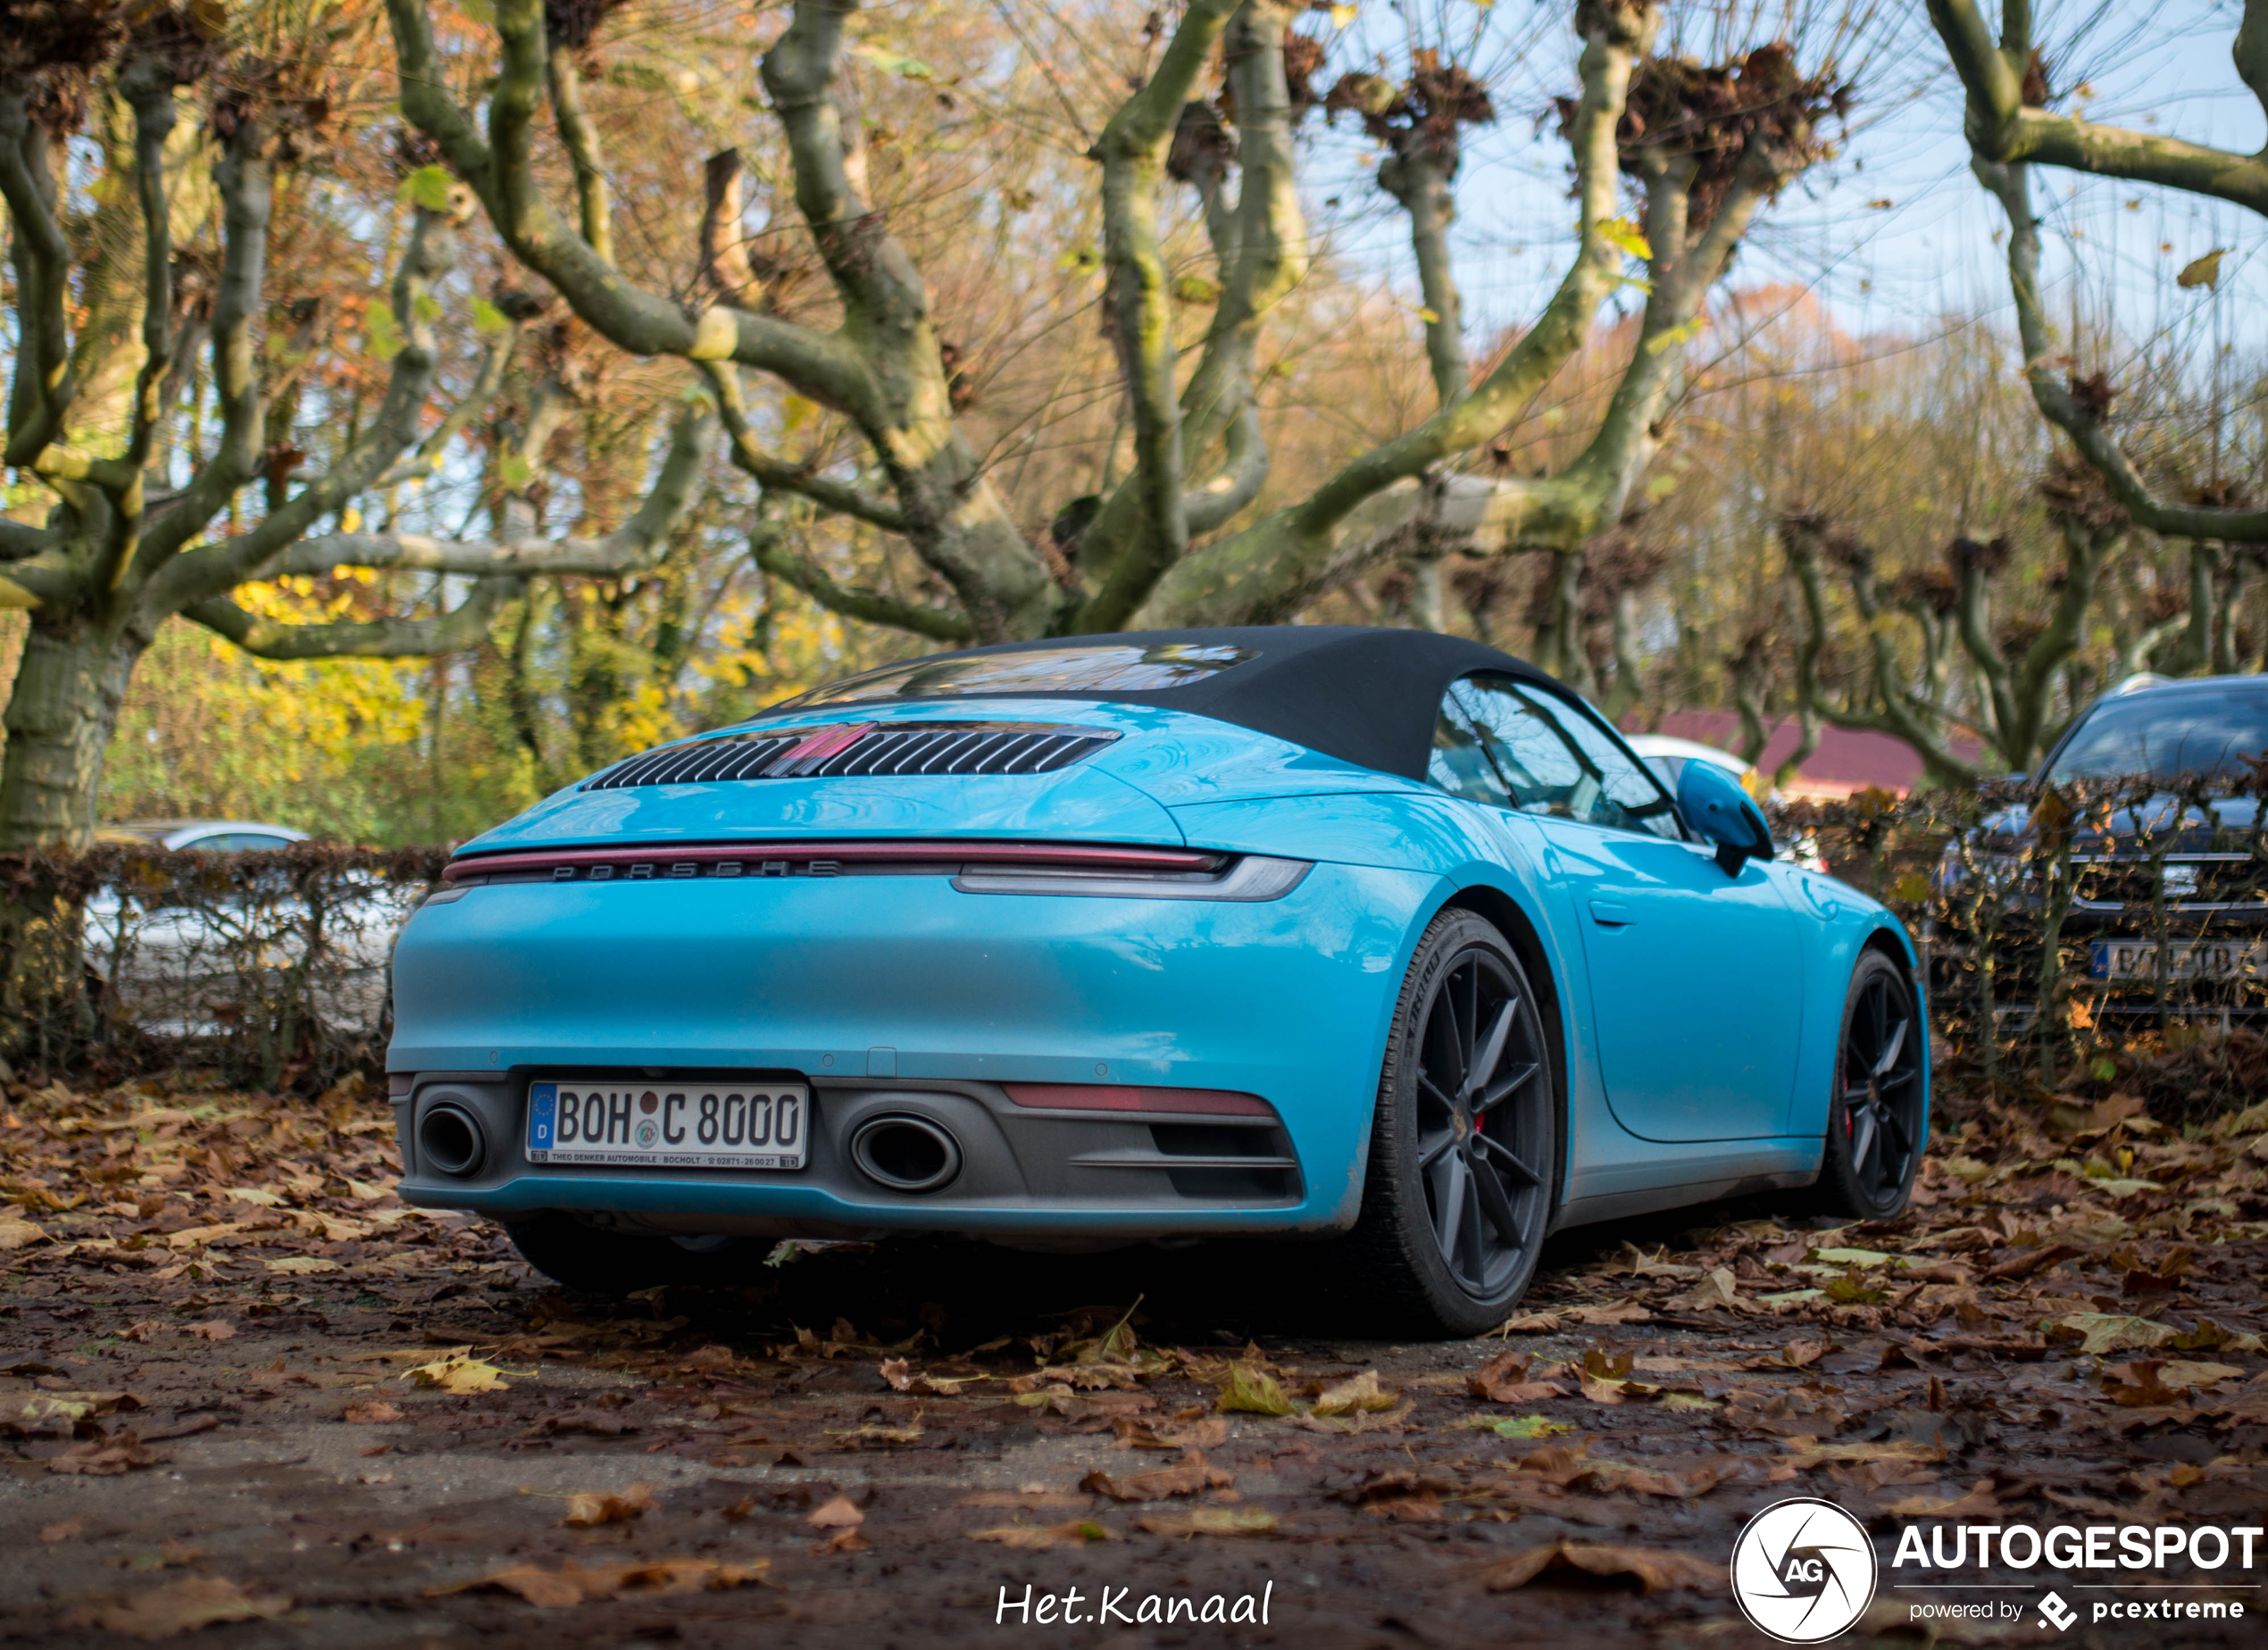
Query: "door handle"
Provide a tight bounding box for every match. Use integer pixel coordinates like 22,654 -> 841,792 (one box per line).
1588,900 -> 1634,927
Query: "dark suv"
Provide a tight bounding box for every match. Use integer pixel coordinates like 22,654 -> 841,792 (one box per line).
1928,674 -> 2268,1019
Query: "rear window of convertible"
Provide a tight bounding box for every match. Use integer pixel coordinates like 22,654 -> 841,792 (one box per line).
780,643 -> 1255,708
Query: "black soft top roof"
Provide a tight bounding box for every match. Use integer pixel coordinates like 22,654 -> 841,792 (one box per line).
771,626 -> 1565,781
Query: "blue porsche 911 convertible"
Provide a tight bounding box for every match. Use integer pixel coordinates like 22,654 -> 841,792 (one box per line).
388,627 -> 1927,1332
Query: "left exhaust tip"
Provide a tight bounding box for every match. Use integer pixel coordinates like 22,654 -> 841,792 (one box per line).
418,1103 -> 487,1178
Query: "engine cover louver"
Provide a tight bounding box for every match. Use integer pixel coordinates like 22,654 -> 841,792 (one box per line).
582,721 -> 1121,791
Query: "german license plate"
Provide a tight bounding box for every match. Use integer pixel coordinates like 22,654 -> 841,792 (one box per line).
525,1080 -> 809,1169
2089,938 -> 2268,982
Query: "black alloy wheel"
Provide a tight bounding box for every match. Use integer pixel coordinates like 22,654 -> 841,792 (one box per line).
1815,950 -> 1925,1218
1346,909 -> 1557,1335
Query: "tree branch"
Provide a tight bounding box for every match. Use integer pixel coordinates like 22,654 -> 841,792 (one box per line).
699,361 -> 905,529
1138,2 -> 1654,626
121,113 -> 278,584
385,0 -> 867,396
1071,6 -> 1306,596
186,574 -> 523,658
700,148 -> 764,307
1380,147 -> 1468,410
0,87 -> 79,467
547,44 -> 613,265
372,323 -> 522,490
141,188 -> 462,608
1932,0 -> 2268,212
1972,159 -> 2268,542
254,403 -> 714,579
1079,0 -> 1243,634
1781,516 -> 1987,784
749,514 -> 972,641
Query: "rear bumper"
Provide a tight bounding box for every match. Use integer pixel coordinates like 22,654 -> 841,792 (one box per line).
394,1074 -> 1318,1238
387,860 -> 1437,1234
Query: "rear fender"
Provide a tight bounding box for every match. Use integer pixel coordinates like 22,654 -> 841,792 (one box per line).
1171,789 -> 1590,1219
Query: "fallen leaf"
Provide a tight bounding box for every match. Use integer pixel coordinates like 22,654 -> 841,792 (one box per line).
428,1557 -> 765,1607
1665,1268 -> 1756,1314
47,1430 -> 170,1475
39,1519 -> 85,1544
1452,1412 -> 1572,1440
1884,1479 -> 2001,1519
878,1357 -> 981,1398
63,1576 -> 291,1639
1493,1311 -> 1563,1334
340,1399 -> 404,1425
404,1354 -> 509,1394
1468,1350 -> 1568,1404
1135,1506 -> 1280,1538
806,1493 -> 865,1529
554,1481 -> 656,1528
264,1256 -> 338,1275
6,1391 -> 142,1434
2151,1360 -> 2246,1390
183,1321 -> 235,1343
1600,1460 -> 1747,1499
1480,1539 -> 1720,1594
1112,1415 -> 1227,1451
1214,1362 -> 1294,1416
1787,1438 -> 1946,1467
971,1519 -> 1115,1549
1984,1242 -> 2084,1281
2042,1312 -> 2176,1355
1313,1369 -> 1399,1416
823,1412 -> 925,1445
1812,1246 -> 1899,1268
1564,1299 -> 1653,1326
1080,1448 -> 1231,1502
0,1215 -> 47,1250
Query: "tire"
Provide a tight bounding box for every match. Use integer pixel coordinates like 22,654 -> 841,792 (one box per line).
1812,949 -> 1926,1220
1343,908 -> 1559,1337
505,1212 -> 746,1296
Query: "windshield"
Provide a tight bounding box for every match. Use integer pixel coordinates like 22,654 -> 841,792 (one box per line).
2047,687 -> 2268,784
779,643 -> 1255,709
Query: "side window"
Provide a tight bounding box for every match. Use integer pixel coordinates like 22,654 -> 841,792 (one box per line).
1447,675 -> 1682,838
1429,696 -> 1512,804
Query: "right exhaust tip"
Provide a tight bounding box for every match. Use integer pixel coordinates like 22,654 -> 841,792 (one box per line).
418,1102 -> 488,1178
849,1114 -> 963,1194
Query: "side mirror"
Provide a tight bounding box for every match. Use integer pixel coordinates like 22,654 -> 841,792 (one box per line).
1678,761 -> 1774,876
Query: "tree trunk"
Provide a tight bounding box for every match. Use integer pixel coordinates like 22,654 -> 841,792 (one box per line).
0,616 -> 146,851
0,616 -> 146,1066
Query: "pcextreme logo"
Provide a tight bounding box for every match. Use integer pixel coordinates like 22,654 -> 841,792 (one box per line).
1730,1497 -> 1879,1643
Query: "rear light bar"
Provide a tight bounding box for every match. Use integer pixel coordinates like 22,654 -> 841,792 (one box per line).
1004,1084 -> 1277,1118
443,840 -> 1218,884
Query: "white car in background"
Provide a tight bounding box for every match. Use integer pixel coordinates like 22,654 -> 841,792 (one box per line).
96,820 -> 310,854
88,821 -> 413,1038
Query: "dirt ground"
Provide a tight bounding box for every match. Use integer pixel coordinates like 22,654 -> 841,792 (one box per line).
1,1077 -> 2264,1649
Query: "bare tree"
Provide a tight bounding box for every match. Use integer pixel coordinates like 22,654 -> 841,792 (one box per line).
0,2 -> 713,849
382,0 -> 1853,651
1929,0 -> 2268,552
1780,459 -> 2130,779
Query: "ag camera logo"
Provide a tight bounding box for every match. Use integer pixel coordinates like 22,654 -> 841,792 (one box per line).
1731,1497 -> 1878,1643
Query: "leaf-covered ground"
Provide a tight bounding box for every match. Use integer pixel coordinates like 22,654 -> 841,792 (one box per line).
1,1077 -> 2264,1647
